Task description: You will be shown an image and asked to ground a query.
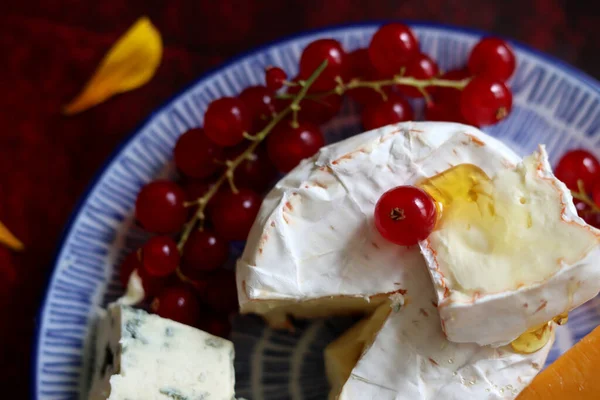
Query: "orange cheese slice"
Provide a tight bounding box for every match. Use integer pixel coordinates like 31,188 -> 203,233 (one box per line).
517,325 -> 600,399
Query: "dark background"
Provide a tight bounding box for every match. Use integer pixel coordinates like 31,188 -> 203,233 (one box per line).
1,0 -> 599,395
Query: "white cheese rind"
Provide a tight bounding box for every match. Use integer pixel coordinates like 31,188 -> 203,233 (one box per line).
237,122 -> 521,321
420,147 -> 600,346
332,263 -> 553,400
88,304 -> 235,400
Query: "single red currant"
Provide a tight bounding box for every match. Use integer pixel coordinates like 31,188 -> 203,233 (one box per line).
431,68 -> 471,105
204,97 -> 251,146
299,39 -> 348,91
183,180 -> 212,203
119,251 -> 142,288
138,266 -> 173,298
136,181 -> 188,233
425,68 -> 471,123
593,182 -> 600,206
460,77 -> 512,126
199,270 -> 239,313
239,85 -> 276,131
276,77 -> 342,124
468,37 -> 516,81
346,48 -> 392,105
151,285 -> 201,326
210,189 -> 262,241
181,229 -> 229,277
575,200 -> 600,228
369,23 -> 419,77
574,199 -> 589,216
554,150 -> 600,191
397,53 -> 439,98
119,251 -> 174,298
174,128 -> 223,179
265,66 -> 287,91
141,236 -> 180,277
267,121 -> 325,172
361,93 -> 414,131
198,314 -> 232,338
225,144 -> 278,192
374,186 -> 437,246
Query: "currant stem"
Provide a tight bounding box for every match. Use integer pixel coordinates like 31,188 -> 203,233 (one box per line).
275,76 -> 470,101
177,60 -> 329,251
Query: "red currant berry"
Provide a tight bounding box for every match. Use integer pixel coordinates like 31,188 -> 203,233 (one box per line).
138,266 -> 173,298
424,100 -> 468,124
397,53 -> 439,98
204,97 -> 251,147
119,251 -> 174,298
210,189 -> 262,241
276,77 -> 342,124
225,144 -> 277,192
198,314 -> 232,338
574,199 -> 589,216
369,23 -> 419,77
468,37 -> 516,81
299,39 -> 348,91
460,77 -> 512,126
584,212 -> 600,229
374,186 -> 437,246
593,182 -> 600,206
183,180 -> 212,202
119,251 -> 142,288
199,270 -> 239,313
136,181 -> 188,233
361,93 -> 414,131
425,68 -> 471,123
239,86 -> 276,131
141,236 -> 180,277
431,68 -> 471,105
174,128 -> 223,179
267,121 -> 325,172
265,66 -> 287,91
151,285 -> 201,326
554,150 -> 600,191
346,48 -> 392,105
181,229 -> 229,277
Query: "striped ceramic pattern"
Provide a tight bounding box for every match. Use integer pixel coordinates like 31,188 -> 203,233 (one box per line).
34,23 -> 600,400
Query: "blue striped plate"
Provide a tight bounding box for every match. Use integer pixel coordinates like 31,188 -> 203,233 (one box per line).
33,22 -> 600,400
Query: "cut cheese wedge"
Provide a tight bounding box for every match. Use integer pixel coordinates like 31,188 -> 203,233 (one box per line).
419,147 -> 600,346
326,263 -> 554,400
237,122 -> 521,327
88,304 -> 235,400
516,325 -> 600,399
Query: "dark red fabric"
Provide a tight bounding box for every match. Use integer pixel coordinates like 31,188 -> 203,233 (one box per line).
1,0 -> 599,395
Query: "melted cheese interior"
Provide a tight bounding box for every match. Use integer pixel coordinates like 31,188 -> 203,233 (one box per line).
423,153 -> 598,297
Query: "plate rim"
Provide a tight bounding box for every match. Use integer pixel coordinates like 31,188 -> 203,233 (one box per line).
31,20 -> 600,400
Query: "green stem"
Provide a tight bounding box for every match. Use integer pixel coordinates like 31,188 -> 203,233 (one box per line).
276,76 -> 471,101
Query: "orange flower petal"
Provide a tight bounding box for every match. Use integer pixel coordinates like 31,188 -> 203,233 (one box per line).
0,220 -> 24,251
64,16 -> 163,115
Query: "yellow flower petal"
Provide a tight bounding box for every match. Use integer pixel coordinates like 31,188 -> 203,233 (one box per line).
64,16 -> 163,115
0,220 -> 24,251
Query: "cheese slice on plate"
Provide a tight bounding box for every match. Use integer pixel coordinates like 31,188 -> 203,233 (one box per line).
419,147 -> 600,346
327,262 -> 554,400
88,304 -> 235,400
237,122 -> 521,327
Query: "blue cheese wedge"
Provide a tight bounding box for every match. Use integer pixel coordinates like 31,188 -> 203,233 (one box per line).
88,304 -> 235,400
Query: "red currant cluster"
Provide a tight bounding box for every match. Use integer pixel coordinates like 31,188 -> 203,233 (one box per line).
555,150 -> 600,228
118,23 -> 518,335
